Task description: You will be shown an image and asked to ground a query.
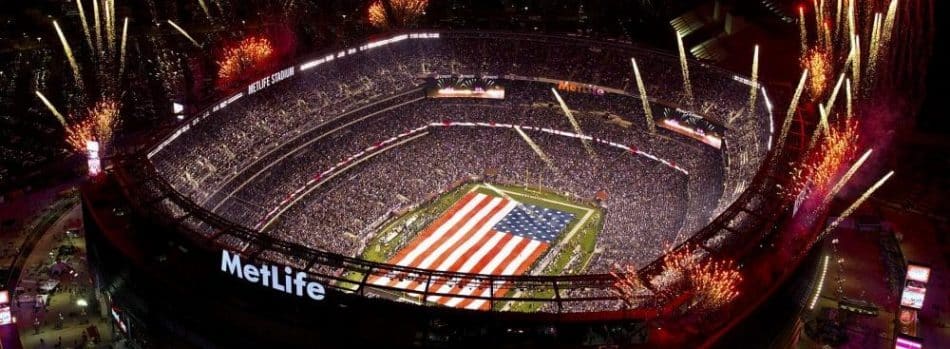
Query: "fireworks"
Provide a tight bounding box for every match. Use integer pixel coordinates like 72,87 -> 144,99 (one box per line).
820,148 -> 873,207
217,37 -> 275,86
368,1 -> 388,29
609,264 -> 647,308
676,32 -> 693,107
785,118 -> 859,200
799,6 -> 808,57
821,170 -> 895,238
76,0 -> 94,52
119,17 -> 129,77
66,118 -> 96,153
167,20 -> 201,47
368,0 -> 428,29
630,58 -> 655,134
89,99 -> 119,150
551,88 -> 596,158
802,48 -> 831,97
661,247 -> 742,311
35,91 -> 68,127
514,126 -> 556,170
53,20 -> 84,91
776,70 -> 809,152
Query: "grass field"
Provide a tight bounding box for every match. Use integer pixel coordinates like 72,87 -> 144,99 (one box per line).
339,181 -> 604,311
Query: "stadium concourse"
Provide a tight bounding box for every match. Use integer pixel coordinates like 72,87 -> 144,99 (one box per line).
147,32 -> 772,311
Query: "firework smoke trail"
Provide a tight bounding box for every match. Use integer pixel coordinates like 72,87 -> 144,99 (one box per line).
35,91 -> 68,126
845,78 -> 853,119
103,0 -> 110,54
820,170 -> 894,238
820,148 -> 873,207
848,0 -> 858,44
835,0 -> 843,36
93,0 -> 102,55
851,35 -> 861,95
676,32 -> 693,107
551,88 -> 596,159
868,13 -> 882,85
167,20 -> 202,47
776,70 -> 809,152
514,126 -> 556,170
119,17 -> 129,78
107,0 -> 116,54
630,58 -> 656,134
814,0 -> 824,48
747,45 -> 760,118
807,105 -> 829,151
53,20 -> 84,92
799,7 -> 808,57
75,0 -> 94,52
823,72 -> 846,124
882,0 -> 898,52
198,0 -> 212,19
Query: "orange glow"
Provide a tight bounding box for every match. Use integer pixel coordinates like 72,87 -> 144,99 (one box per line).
802,48 -> 832,97
661,247 -> 742,311
368,0 -> 428,29
218,37 -> 274,85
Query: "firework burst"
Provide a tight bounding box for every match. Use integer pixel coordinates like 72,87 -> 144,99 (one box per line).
217,36 -> 275,86
660,247 -> 742,312
784,118 -> 859,201
609,264 -> 649,308
368,0 -> 428,29
802,48 -> 832,97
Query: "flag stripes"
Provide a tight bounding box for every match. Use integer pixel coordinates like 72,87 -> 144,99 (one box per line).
368,190 -> 574,310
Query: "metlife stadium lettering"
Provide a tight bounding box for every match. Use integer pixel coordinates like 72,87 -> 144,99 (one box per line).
247,67 -> 296,95
220,250 -> 325,301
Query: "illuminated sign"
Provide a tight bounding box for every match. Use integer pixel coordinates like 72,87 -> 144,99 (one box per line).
248,67 -> 296,95
556,81 -> 605,95
86,141 -> 102,176
900,285 -> 926,309
906,264 -> 931,283
220,250 -> 325,301
0,291 -> 10,325
211,92 -> 244,113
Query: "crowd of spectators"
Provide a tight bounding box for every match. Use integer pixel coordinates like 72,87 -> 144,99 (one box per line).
148,32 -> 771,295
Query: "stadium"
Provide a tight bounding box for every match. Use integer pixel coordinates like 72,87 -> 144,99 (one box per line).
3,1 -> 938,348
80,30 -> 785,347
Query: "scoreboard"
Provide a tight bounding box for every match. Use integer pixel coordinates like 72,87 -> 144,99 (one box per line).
426,75 -> 505,99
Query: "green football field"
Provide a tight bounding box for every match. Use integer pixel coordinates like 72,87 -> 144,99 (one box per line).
340,181 -> 604,312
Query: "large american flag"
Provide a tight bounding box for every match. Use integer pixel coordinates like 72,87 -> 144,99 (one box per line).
369,191 -> 574,310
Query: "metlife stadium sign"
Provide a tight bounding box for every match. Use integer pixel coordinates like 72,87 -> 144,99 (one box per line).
220,250 -> 325,301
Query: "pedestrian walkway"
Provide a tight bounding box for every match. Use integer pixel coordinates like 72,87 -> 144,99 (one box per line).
11,203 -> 122,349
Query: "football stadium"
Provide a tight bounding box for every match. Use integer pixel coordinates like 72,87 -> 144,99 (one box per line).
141,31 -> 772,310
97,30 -> 778,344
1,1 -> 940,348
